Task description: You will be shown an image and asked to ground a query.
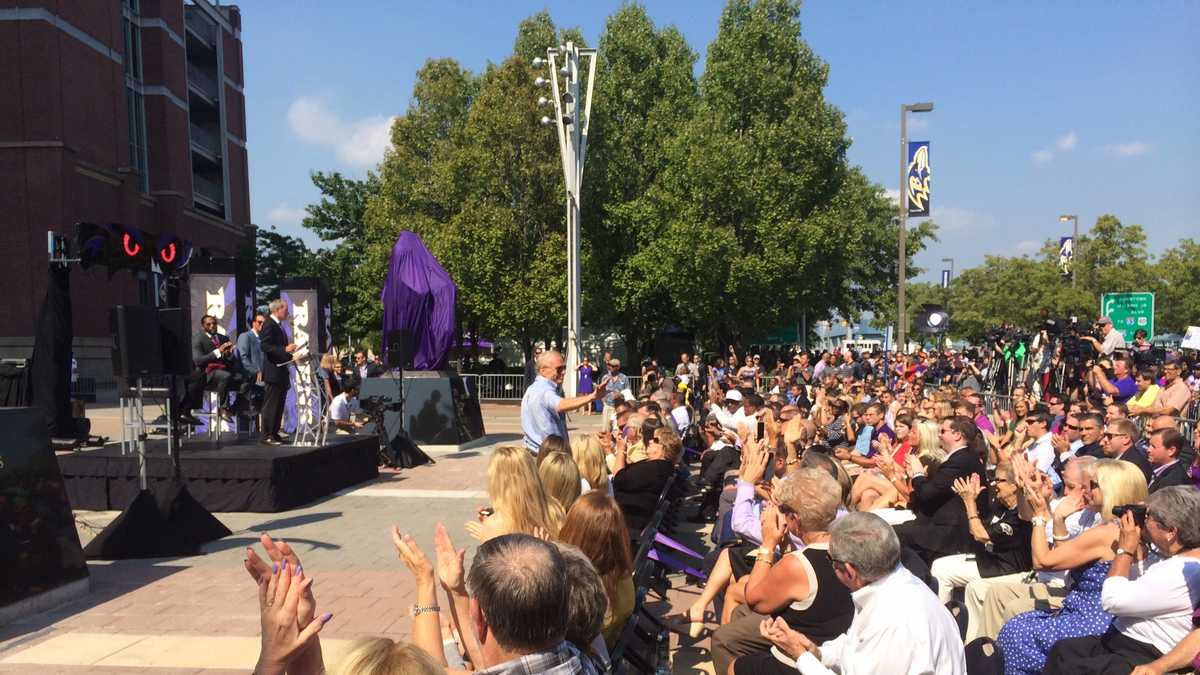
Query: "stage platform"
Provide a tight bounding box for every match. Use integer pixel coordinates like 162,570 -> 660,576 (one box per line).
57,436 -> 379,513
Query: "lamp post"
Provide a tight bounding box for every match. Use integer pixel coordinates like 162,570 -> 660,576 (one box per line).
897,101 -> 934,355
1059,214 -> 1078,287
941,257 -> 954,288
535,42 -> 597,396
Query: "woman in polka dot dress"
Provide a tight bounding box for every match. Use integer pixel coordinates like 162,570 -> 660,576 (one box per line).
996,459 -> 1148,674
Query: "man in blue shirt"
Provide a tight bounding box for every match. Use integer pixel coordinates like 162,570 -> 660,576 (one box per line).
521,350 -> 607,453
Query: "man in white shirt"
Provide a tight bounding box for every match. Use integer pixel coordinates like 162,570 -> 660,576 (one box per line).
711,389 -> 743,435
761,512 -> 965,675
1024,411 -> 1058,484
329,382 -> 364,433
1082,316 -> 1126,357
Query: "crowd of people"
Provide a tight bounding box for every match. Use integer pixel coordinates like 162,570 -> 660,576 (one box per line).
240,321 -> 1200,674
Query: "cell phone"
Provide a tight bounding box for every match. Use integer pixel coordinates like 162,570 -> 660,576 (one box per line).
1111,504 -> 1146,524
757,420 -> 766,438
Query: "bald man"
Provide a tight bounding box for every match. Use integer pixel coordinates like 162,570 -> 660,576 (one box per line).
520,350 -> 607,454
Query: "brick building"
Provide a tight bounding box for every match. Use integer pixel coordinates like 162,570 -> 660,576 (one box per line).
0,0 -> 251,385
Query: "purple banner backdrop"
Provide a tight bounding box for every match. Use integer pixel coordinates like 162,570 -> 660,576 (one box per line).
281,289 -> 321,435
189,273 -> 238,433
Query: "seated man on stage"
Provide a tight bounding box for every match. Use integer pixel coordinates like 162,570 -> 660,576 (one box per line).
185,314 -> 249,421
329,381 -> 366,434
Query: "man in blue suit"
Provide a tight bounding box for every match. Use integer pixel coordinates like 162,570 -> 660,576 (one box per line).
236,312 -> 265,381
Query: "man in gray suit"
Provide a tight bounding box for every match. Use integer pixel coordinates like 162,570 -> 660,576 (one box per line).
236,312 -> 266,382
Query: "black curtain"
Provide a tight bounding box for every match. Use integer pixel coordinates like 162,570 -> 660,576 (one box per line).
30,265 -> 75,437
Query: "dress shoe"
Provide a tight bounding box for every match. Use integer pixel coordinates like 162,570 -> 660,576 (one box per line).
272,434 -> 290,445
177,412 -> 203,426
260,436 -> 282,446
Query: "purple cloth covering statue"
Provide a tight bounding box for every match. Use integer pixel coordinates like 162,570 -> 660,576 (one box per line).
381,231 -> 457,370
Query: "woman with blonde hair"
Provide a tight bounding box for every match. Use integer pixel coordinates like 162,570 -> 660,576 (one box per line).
571,435 -> 611,495
467,445 -> 560,541
997,458 -> 1149,674
538,450 -> 583,515
328,638 -> 445,675
558,491 -> 635,649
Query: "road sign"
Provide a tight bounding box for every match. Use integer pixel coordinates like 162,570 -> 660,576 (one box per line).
1100,292 -> 1154,342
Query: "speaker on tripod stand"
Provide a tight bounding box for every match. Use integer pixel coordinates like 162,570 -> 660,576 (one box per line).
373,329 -> 432,468
84,306 -> 231,560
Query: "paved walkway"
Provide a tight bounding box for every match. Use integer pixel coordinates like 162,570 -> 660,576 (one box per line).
1,405 -> 714,673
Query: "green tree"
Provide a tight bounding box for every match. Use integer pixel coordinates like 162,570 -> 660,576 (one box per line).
583,4 -> 699,363
254,226 -> 315,302
1153,239 -> 1200,334
641,0 -> 933,346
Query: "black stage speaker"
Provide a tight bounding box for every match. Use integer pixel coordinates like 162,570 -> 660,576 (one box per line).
0,407 -> 89,605
110,305 -> 162,378
158,307 -> 191,376
385,329 -> 415,370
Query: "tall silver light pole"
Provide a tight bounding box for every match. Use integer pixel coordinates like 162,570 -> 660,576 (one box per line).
535,43 -> 596,396
897,101 -> 934,355
1059,214 -> 1078,287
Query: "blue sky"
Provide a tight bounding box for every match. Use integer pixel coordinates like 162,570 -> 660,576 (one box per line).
242,1 -> 1199,283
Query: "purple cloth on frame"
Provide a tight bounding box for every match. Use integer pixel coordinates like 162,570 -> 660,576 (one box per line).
381,231 -> 457,370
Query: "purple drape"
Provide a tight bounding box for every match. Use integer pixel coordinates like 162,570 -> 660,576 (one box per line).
381,231 -> 457,370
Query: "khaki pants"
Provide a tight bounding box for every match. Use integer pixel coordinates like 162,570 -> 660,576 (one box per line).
971,579 -> 1067,641
961,571 -> 1034,642
711,605 -> 771,675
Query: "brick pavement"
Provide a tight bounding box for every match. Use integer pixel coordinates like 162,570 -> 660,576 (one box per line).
1,406 -> 712,673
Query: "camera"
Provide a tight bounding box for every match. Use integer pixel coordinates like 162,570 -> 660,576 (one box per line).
1111,504 -> 1147,523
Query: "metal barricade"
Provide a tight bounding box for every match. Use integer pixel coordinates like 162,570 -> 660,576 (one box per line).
459,372 -> 645,401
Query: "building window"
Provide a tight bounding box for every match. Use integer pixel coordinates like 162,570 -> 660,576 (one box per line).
123,1 -> 149,193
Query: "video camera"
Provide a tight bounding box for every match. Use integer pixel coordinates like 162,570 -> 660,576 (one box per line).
360,395 -> 403,413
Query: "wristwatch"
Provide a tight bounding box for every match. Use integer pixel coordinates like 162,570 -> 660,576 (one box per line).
753,547 -> 775,564
1032,516 -> 1048,527
1114,548 -> 1135,559
412,604 -> 441,617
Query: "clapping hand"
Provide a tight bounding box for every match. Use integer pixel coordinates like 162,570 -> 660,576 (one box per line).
391,526 -> 435,587
1053,492 -> 1084,521
874,453 -> 897,479
255,561 -> 331,675
760,504 -> 787,546
759,616 -> 818,660
433,523 -> 466,594
244,534 -> 315,628
905,452 -> 926,478
952,474 -> 983,503
738,438 -> 768,483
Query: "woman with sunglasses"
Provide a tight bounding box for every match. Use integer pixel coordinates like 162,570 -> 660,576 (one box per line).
929,464 -> 1031,639
1046,486 -> 1200,673
996,459 -> 1148,675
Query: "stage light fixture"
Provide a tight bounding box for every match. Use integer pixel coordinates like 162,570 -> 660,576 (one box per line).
914,304 -> 951,334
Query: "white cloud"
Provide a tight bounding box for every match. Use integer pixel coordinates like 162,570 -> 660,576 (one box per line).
1031,131 -> 1078,165
1014,239 -> 1042,256
882,188 -> 901,204
286,96 -> 395,168
1105,141 -> 1151,157
265,204 -> 308,230
931,206 -> 994,233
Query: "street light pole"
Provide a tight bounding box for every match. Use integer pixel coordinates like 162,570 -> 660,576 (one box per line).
897,101 -> 933,355
536,43 -> 597,397
1059,214 -> 1078,287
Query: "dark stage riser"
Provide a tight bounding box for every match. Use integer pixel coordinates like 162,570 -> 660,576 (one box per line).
58,437 -> 379,513
359,370 -> 485,446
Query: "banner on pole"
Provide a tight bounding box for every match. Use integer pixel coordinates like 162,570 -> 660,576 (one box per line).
1058,236 -> 1074,277
907,141 -> 931,217
941,270 -> 951,289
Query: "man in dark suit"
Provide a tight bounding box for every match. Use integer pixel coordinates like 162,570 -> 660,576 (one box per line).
1147,427 -> 1192,493
1102,418 -> 1153,482
352,350 -> 383,380
894,415 -> 988,565
184,314 -> 247,420
259,298 -> 298,446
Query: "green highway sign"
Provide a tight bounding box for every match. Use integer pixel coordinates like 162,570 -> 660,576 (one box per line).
1100,292 -> 1154,342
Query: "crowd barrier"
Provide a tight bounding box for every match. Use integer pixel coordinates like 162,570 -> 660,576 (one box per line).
461,373 -> 643,401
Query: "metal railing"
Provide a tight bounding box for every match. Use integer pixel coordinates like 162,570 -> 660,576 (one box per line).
184,9 -> 217,48
459,373 -> 643,401
193,173 -> 224,207
187,62 -> 219,101
189,122 -> 221,158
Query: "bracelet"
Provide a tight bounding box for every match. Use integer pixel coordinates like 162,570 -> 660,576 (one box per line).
412,604 -> 441,616
968,515 -> 981,521
1051,532 -> 1071,542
